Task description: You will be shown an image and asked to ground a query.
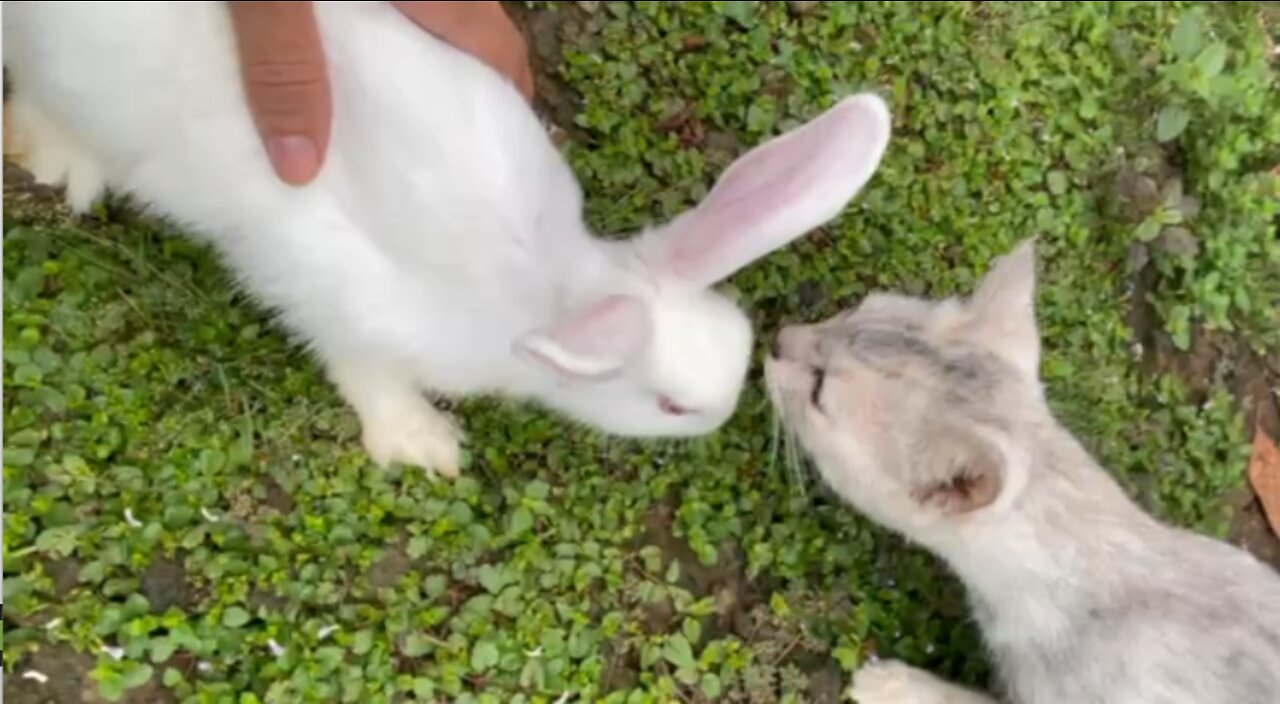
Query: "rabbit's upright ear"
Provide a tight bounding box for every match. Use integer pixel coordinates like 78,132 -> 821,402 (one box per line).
640,93 -> 892,289
513,295 -> 652,382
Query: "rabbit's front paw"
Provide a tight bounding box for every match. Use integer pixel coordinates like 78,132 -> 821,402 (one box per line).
360,396 -> 464,479
848,659 -> 974,704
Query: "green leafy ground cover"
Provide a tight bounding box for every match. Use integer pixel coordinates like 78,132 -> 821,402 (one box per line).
4,2 -> 1278,702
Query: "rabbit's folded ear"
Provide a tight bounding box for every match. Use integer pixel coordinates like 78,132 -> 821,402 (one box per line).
641,93 -> 892,289
513,295 -> 652,382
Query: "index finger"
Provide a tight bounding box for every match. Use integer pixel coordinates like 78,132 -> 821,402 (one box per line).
391,1 -> 535,103
228,1 -> 331,185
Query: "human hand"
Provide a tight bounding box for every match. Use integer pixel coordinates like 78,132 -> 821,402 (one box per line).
228,1 -> 535,186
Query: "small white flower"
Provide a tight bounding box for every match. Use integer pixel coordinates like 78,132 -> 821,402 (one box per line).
197,661 -> 214,673
102,645 -> 125,660
267,639 -> 286,657
45,617 -> 64,630
317,625 -> 339,640
201,507 -> 221,523
22,671 -> 50,684
124,508 -> 143,528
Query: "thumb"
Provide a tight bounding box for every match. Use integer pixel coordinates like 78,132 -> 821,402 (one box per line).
228,1 -> 331,186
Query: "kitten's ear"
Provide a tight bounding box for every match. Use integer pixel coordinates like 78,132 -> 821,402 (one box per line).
965,238 -> 1041,381
912,424 -> 1027,515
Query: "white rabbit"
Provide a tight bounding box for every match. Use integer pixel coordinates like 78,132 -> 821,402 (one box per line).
2,1 -> 892,478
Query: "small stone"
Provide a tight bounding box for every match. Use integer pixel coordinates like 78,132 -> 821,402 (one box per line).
143,558 -> 192,612
681,35 -> 708,51
788,0 -> 821,15
1159,176 -> 1184,207
1113,168 -> 1160,220
1127,243 -> 1151,273
797,280 -> 824,309
1154,227 -> 1199,258
1178,194 -> 1201,221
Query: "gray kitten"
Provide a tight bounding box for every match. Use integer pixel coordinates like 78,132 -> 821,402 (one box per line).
764,239 -> 1280,703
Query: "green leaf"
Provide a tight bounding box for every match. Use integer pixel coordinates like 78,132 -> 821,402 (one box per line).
833,646 -> 860,670
769,592 -> 791,618
524,480 -> 551,501
35,524 -> 83,558
314,646 -> 345,671
150,637 -> 177,664
1078,96 -> 1099,120
1156,104 -> 1190,142
221,606 -> 251,628
4,447 -> 36,466
470,639 -> 500,672
403,632 -> 433,657
1171,12 -> 1203,60
121,663 -> 154,690
97,672 -> 126,703
79,560 -> 107,584
406,535 -> 430,559
1046,170 -> 1068,196
682,618 -> 701,648
665,558 -> 681,584
508,506 -> 534,535
519,658 -> 546,690
700,673 -> 723,699
353,630 -> 375,656
162,668 -> 185,688
476,565 -> 510,594
423,575 -> 448,599
13,363 -> 44,386
1193,42 -> 1227,80
1135,218 -> 1163,243
412,678 -> 436,698
723,0 -> 755,27
661,634 -> 696,671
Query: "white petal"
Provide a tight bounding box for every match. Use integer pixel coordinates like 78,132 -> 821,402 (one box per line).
23,671 -> 50,684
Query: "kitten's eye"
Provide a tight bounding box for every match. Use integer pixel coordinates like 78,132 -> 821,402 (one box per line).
658,394 -> 691,416
810,367 -> 826,408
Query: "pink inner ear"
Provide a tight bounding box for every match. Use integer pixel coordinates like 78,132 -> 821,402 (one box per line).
667,124 -> 833,274
514,295 -> 652,381
643,94 -> 892,289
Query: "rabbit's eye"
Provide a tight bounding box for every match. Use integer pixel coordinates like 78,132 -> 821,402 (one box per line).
657,394 -> 691,416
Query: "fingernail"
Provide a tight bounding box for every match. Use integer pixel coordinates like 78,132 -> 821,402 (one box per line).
266,135 -> 319,185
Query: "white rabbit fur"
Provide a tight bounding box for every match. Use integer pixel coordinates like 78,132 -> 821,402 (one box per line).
2,1 -> 893,477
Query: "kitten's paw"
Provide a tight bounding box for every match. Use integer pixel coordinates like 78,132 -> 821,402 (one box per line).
360,396 -> 464,479
848,659 -> 946,704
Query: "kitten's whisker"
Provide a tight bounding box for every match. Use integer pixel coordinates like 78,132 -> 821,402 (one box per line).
782,403 -> 807,499
768,403 -> 781,474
